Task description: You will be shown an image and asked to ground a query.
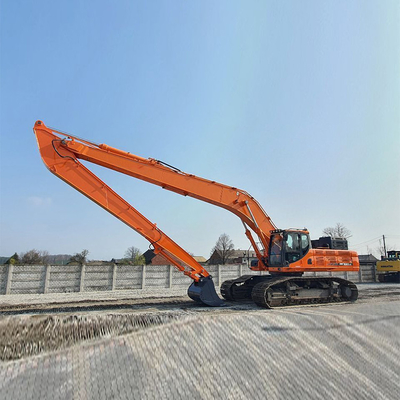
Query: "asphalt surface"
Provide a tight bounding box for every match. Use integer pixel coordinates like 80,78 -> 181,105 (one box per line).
0,284 -> 399,400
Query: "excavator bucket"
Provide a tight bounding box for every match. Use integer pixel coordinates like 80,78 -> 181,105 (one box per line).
188,276 -> 225,307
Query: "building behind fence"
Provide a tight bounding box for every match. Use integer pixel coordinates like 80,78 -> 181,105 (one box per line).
0,263 -> 377,296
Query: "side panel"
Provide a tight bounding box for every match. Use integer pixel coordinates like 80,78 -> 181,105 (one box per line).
377,260 -> 400,272
267,249 -> 360,273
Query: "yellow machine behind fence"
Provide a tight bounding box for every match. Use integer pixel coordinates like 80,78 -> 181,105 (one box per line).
377,251 -> 400,283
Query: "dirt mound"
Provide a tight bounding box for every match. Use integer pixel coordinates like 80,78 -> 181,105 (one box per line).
0,311 -> 191,361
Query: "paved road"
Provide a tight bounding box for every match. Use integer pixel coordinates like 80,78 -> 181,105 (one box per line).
1,297 -> 399,400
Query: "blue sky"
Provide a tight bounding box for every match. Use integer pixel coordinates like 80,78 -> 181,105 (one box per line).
1,0 -> 399,260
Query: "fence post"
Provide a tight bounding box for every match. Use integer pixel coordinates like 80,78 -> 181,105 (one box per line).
344,271 -> 348,280
43,265 -> 51,294
218,265 -> 222,287
358,266 -> 362,283
372,263 -> 377,282
169,265 -> 173,288
112,264 -> 117,290
239,264 -> 242,277
141,264 -> 146,289
5,264 -> 13,295
80,264 -> 86,292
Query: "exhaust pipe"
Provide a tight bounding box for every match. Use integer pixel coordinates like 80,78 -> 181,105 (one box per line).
188,276 -> 225,307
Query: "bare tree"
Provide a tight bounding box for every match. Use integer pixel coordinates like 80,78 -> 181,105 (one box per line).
376,239 -> 395,259
40,250 -> 50,265
124,246 -> 145,265
211,233 -> 235,265
322,223 -> 351,239
69,249 -> 89,266
20,249 -> 43,265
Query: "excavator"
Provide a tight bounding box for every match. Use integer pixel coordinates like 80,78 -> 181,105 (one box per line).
33,121 -> 359,308
376,250 -> 400,283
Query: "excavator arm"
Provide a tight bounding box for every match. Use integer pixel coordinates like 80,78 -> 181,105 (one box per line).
33,121 -> 224,306
35,121 -> 278,261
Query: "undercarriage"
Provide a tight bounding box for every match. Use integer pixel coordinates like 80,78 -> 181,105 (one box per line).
221,275 -> 358,308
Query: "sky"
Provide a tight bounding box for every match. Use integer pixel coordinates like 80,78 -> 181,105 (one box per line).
0,0 -> 399,261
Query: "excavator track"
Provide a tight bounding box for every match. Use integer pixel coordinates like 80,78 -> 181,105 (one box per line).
220,275 -> 265,301
221,275 -> 358,308
251,276 -> 358,308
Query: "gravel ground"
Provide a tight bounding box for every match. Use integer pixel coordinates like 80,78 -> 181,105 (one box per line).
0,294 -> 399,400
0,283 -> 399,361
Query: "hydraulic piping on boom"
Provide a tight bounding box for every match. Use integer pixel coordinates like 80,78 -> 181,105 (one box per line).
33,121 -> 360,308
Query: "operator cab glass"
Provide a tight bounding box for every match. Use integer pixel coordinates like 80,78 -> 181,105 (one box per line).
269,231 -> 310,267
269,233 -> 283,267
388,251 -> 400,260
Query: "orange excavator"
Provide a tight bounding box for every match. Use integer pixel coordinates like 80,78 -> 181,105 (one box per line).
33,121 -> 359,307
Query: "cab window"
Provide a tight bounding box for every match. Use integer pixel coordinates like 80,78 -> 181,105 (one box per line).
285,232 -> 301,263
301,234 -> 310,255
269,234 -> 283,266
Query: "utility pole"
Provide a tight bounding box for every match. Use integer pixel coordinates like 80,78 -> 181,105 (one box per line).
383,235 -> 387,258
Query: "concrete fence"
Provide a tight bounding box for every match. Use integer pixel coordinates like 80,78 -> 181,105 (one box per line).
0,263 -> 377,296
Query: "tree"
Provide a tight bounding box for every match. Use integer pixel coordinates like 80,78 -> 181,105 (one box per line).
322,223 -> 351,239
210,233 -> 235,265
19,250 -> 52,265
124,246 -> 145,265
69,249 -> 89,266
20,249 -> 43,265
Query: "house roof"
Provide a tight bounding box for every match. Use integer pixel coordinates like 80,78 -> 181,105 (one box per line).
193,256 -> 207,263
358,254 -> 379,262
142,249 -> 184,266
231,250 -> 258,258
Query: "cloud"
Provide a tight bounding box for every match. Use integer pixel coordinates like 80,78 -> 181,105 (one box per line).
27,197 -> 52,207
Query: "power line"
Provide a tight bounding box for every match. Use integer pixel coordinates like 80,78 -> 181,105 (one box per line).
351,235 -> 400,253
351,236 -> 383,247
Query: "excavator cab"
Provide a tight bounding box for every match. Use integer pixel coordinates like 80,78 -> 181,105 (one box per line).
269,230 -> 310,267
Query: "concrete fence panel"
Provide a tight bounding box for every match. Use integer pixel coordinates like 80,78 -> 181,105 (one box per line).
145,265 -> 169,288
115,265 -> 142,290
84,265 -> 113,292
10,265 -> 46,294
48,265 -> 81,293
171,268 -> 192,287
0,265 -> 9,294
